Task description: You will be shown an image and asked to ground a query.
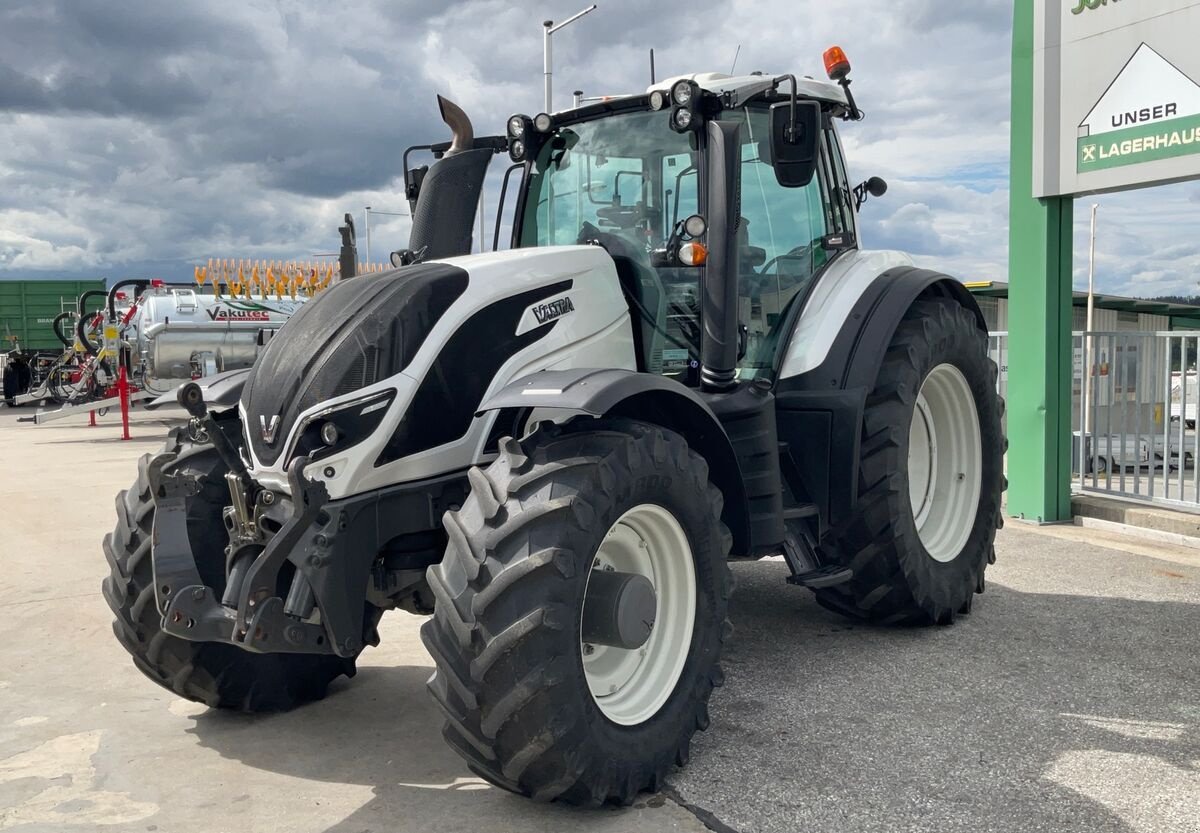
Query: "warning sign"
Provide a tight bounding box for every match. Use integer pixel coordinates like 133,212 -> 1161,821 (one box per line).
1077,44 -> 1200,173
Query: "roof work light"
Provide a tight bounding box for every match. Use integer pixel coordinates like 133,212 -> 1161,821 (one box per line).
669,79 -> 702,134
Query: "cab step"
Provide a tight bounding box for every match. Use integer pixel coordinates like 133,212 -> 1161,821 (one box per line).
786,564 -> 855,588
780,516 -> 854,589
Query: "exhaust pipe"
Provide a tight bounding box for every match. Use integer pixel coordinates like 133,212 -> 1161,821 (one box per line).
700,120 -> 742,392
405,96 -> 492,261
437,95 -> 474,157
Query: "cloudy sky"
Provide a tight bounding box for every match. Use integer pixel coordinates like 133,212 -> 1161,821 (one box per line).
1,0 -> 1198,298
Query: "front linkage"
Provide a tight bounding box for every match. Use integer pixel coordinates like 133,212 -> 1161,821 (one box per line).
143,387 -> 469,663
146,448 -> 341,656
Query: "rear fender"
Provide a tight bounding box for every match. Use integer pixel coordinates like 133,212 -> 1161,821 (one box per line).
477,368 -> 751,556
776,266 -> 987,531
782,266 -> 986,393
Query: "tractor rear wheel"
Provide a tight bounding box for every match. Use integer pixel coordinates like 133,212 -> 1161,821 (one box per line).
813,296 -> 1004,624
421,419 -> 732,804
102,432 -> 357,710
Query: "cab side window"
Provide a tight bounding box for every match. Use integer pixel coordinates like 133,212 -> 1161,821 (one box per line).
733,106 -> 830,375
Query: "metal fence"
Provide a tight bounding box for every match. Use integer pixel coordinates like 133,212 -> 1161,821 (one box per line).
989,330 -> 1199,511
1075,331 -> 1199,510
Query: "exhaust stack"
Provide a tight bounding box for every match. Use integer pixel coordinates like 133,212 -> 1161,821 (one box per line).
700,120 -> 742,392
405,96 -> 492,261
438,95 -> 475,157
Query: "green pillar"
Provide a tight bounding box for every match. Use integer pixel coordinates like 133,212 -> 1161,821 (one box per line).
1007,0 -> 1074,522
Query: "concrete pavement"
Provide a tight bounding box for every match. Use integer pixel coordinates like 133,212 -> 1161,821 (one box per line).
0,405 -> 1196,832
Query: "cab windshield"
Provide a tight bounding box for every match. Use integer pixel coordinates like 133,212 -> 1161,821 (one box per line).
518,106 -> 829,383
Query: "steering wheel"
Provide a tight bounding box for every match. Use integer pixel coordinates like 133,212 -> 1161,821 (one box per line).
760,242 -> 818,278
577,222 -> 652,265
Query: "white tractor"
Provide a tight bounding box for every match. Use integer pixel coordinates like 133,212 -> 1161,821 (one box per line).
102,49 -> 1004,805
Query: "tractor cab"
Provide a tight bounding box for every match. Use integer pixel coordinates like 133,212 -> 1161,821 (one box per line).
501,56 -> 868,389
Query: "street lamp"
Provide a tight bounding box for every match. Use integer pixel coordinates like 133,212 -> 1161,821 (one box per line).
363,205 -> 371,264
1083,204 -> 1098,439
363,206 -> 409,264
543,5 -> 597,112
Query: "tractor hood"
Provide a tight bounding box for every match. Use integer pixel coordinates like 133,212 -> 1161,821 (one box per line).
238,245 -> 634,500
240,262 -> 469,466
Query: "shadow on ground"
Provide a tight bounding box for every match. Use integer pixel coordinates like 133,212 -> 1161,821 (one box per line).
185,558 -> 1198,833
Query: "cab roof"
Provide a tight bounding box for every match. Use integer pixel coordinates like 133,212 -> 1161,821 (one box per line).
648,72 -> 849,107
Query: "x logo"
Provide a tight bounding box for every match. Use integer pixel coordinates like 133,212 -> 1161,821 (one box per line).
1082,144 -> 1097,162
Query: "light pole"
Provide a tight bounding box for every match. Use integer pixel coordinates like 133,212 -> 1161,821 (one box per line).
543,5 -> 597,112
363,207 -> 409,264
1083,203 -> 1099,439
363,205 -> 371,265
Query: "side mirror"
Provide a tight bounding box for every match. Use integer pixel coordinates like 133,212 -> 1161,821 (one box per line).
768,101 -> 821,188
405,165 -> 429,211
853,176 -> 888,210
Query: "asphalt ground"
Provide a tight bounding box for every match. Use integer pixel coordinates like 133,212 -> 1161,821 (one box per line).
0,405 -> 1196,832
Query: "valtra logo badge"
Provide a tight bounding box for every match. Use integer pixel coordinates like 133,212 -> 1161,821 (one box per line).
260,414 -> 280,444
532,296 -> 575,325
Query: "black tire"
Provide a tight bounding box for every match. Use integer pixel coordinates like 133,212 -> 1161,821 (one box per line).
2,366 -> 15,407
101,430 -> 357,711
420,419 -> 732,805
813,296 -> 1004,625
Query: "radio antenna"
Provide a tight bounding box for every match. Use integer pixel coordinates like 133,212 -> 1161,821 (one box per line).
730,44 -> 741,74
650,48 -> 656,84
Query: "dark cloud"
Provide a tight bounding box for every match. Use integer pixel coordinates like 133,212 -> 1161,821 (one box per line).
3,0 -> 1184,296
0,62 -> 210,117
908,0 -> 1011,31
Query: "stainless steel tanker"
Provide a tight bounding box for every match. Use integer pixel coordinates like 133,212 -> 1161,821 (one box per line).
128,284 -> 306,386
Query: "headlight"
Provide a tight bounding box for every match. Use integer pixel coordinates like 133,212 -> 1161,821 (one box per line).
671,80 -> 696,106
671,107 -> 693,131
320,421 -> 339,446
288,389 -> 396,466
533,112 -> 553,132
507,115 -> 527,138
683,214 -> 707,238
509,139 -> 526,162
649,90 -> 666,111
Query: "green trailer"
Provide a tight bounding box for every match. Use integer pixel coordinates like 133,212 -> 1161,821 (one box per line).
0,279 -> 106,352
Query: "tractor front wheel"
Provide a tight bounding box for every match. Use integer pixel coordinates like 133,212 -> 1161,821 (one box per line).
421,419 -> 732,804
102,433 -> 358,711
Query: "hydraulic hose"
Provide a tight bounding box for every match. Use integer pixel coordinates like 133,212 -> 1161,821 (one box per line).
76,309 -> 104,355
108,279 -> 149,321
77,289 -> 107,319
51,312 -> 74,348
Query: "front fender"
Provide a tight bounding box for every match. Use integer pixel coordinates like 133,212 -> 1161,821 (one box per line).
144,367 -> 251,411
477,368 -> 752,556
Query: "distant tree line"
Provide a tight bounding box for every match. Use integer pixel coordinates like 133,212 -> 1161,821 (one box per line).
1151,295 -> 1200,306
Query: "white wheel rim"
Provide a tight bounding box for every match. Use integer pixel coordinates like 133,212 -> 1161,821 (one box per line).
582,504 -> 696,726
907,363 -> 982,563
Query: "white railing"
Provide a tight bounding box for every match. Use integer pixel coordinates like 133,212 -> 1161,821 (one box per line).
1075,331 -> 1199,510
987,332 -> 1008,398
988,330 -> 1199,511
